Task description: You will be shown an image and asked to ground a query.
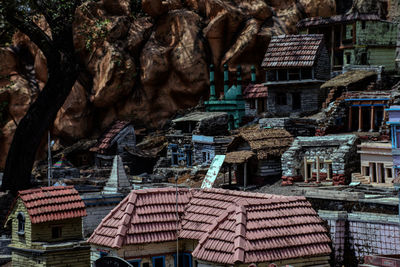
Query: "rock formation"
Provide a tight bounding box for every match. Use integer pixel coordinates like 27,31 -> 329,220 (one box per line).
0,0 -> 337,169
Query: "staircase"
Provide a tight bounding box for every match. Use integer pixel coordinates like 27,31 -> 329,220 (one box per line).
351,172 -> 370,184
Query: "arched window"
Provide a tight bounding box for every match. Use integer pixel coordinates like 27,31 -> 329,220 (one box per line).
17,212 -> 25,235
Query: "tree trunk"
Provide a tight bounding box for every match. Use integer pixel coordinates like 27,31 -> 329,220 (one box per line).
1,55 -> 78,193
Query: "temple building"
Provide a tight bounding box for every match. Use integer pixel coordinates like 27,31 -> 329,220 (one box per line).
204,65 -> 245,129
352,142 -> 393,185
261,34 -> 330,116
297,13 -> 398,73
281,135 -> 358,185
386,106 -> 400,179
344,91 -> 390,132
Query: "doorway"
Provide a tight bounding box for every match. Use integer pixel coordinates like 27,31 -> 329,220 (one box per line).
292,92 -> 301,110
370,163 -> 377,183
257,98 -> 265,114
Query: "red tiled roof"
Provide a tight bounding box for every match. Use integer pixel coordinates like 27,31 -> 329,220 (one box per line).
88,188 -> 331,264
297,13 -> 382,28
243,84 -> 268,99
91,120 -> 131,154
12,186 -> 86,224
87,188 -> 192,248
261,34 -> 324,69
181,188 -> 331,264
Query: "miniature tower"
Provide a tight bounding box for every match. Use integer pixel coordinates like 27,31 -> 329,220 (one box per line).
223,64 -> 229,97
209,64 -> 216,100
251,65 -> 256,84
236,65 -> 243,99
103,155 -> 131,194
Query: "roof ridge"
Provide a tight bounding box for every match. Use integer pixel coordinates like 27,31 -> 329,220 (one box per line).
112,192 -> 137,248
233,203 -> 247,263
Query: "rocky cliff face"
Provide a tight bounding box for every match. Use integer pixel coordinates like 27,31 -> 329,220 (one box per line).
0,0 -> 337,169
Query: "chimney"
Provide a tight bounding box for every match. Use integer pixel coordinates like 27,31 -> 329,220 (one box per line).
251,65 -> 256,84
237,65 -> 242,98
223,64 -> 229,97
209,64 -> 216,100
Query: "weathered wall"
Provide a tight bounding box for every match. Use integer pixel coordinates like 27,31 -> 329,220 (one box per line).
356,21 -> 397,46
319,210 -> 400,266
82,193 -> 125,237
9,199 -> 32,248
31,217 -> 83,242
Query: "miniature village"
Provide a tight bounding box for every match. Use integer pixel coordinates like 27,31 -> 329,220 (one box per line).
3,0 -> 400,267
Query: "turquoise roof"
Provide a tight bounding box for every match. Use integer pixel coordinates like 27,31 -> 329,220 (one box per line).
224,85 -> 242,100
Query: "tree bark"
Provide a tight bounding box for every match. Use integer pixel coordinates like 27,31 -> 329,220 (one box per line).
1,2 -> 79,193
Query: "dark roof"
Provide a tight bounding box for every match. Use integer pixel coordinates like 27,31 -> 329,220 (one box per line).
321,70 -> 377,89
228,128 -> 293,160
297,13 -> 383,28
261,34 -> 324,68
243,84 -> 268,99
91,120 -> 132,154
7,186 -> 86,224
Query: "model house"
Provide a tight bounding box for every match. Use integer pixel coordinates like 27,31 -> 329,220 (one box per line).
88,188 -> 332,266
298,13 -> 398,72
261,34 -> 330,116
90,120 -> 136,168
4,186 -> 89,267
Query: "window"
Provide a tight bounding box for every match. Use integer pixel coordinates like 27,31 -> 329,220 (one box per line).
276,93 -> 287,105
346,53 -> 351,64
319,163 -> 324,169
17,212 -> 25,235
249,99 -> 255,109
277,69 -> 287,81
387,168 -> 393,178
362,21 -> 366,29
51,226 -> 62,238
128,259 -> 141,267
152,256 -> 165,267
360,53 -> 368,65
365,166 -> 370,176
202,152 -> 207,163
288,68 -> 300,80
174,253 -> 192,267
301,68 -> 312,80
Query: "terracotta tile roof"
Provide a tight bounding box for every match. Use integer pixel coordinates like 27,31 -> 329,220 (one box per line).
91,120 -> 131,154
297,13 -> 383,28
181,188 -> 331,264
11,186 -> 86,224
261,34 -> 324,69
87,188 -> 192,248
243,84 -> 268,99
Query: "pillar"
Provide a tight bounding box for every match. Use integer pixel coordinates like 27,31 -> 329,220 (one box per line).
223,64 -> 229,97
236,65 -> 242,98
244,162 -> 247,191
251,65 -> 256,84
316,156 -> 320,183
369,106 -> 375,132
209,64 -> 216,100
229,165 -> 232,185
358,106 -> 363,132
304,156 -> 309,183
348,106 -> 353,131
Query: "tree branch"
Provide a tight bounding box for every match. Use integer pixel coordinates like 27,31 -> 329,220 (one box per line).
2,7 -> 59,67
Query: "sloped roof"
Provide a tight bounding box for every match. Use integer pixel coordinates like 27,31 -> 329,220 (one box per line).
261,34 -> 324,68
91,120 -> 132,154
87,188 -> 192,248
7,186 -> 86,224
297,13 -> 383,28
224,151 -> 255,164
321,70 -> 377,89
88,188 -> 331,263
181,188 -> 331,264
243,84 -> 268,99
228,128 -> 293,160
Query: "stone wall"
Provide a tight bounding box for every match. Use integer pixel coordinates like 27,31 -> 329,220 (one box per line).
281,135 -> 358,185
267,84 -> 325,116
319,210 -> 400,266
315,44 -> 331,80
259,117 -> 317,136
82,193 -> 125,237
